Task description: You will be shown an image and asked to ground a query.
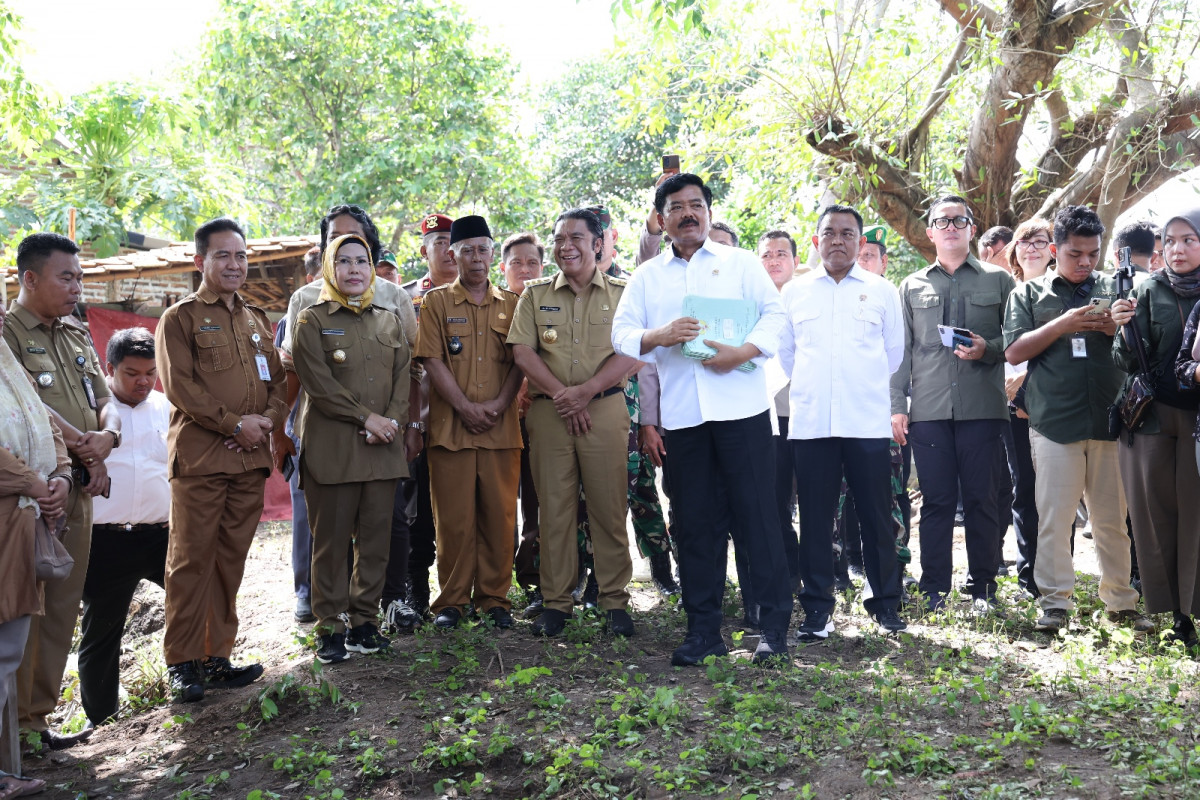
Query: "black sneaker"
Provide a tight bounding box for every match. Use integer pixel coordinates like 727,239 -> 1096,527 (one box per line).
434,607 -> 462,629
1034,607 -> 1069,632
605,608 -> 636,637
1166,611 -> 1199,648
875,608 -> 908,634
294,596 -> 316,624
670,632 -> 728,666
316,633 -> 349,664
484,607 -> 515,630
648,551 -> 680,596
167,661 -> 204,703
407,576 -> 431,618
531,608 -> 571,637
795,611 -> 834,643
346,622 -> 390,654
382,599 -> 422,634
521,590 -> 545,620
752,630 -> 789,666
202,656 -> 264,689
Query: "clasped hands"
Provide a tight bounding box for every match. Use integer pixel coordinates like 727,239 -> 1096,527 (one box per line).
28,474 -> 70,521
224,414 -> 274,453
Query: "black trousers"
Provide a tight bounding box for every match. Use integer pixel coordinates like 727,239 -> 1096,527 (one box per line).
382,478 -> 412,605
910,419 -> 1006,599
1005,412 -> 1039,594
514,418 -> 540,592
774,418 -> 801,589
406,446 -> 437,592
664,413 -> 793,636
79,524 -> 169,725
794,437 -> 900,617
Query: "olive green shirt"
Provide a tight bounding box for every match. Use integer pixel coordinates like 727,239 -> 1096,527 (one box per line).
890,255 -> 1014,421
3,301 -> 109,438
506,269 -> 626,394
1003,270 -> 1124,444
1111,273 -> 1200,436
292,300 -> 410,484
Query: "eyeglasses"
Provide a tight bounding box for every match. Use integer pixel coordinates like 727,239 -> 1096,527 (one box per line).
335,257 -> 371,269
1014,239 -> 1051,251
930,216 -> 973,230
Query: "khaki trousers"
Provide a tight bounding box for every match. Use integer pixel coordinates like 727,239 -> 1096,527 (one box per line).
303,467 -> 397,633
17,487 -> 91,731
162,470 -> 265,665
427,446 -> 520,613
1029,431 -> 1138,612
527,392 -> 632,614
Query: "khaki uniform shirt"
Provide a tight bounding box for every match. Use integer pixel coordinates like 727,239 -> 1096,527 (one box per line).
3,301 -> 109,441
413,279 -> 521,451
507,269 -> 626,394
890,255 -> 1014,422
156,285 -> 288,477
281,278 -> 417,359
291,300 -> 411,484
1004,270 -> 1123,444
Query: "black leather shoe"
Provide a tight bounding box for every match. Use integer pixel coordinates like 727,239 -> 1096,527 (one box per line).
605,608 -> 636,637
648,551 -> 679,596
434,606 -> 462,629
521,590 -> 545,620
531,608 -> 570,637
168,660 -> 205,703
39,722 -> 94,750
671,632 -> 728,666
202,657 -> 264,689
752,631 -> 789,666
485,607 -> 514,630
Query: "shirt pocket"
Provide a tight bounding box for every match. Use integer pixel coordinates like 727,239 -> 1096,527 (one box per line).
444,323 -> 472,358
490,321 -> 515,364
854,303 -> 885,344
909,293 -> 943,348
789,306 -> 822,347
195,331 -> 233,373
534,310 -> 568,349
587,307 -> 614,349
965,291 -> 1003,340
320,332 -> 356,374
376,327 -> 404,373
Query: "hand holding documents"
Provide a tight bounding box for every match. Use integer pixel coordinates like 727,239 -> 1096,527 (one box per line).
681,295 -> 758,372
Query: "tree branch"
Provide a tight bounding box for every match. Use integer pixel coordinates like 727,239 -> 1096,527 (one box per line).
932,0 -> 1000,33
900,24 -> 973,156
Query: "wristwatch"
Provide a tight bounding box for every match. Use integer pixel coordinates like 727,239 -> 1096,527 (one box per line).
233,421 -> 243,436
103,428 -> 122,449
406,422 -> 425,434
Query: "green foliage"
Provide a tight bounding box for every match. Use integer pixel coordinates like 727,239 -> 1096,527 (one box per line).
193,0 -> 538,256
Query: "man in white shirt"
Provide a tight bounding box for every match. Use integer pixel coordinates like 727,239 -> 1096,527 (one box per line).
78,327 -> 171,725
779,206 -> 908,640
612,173 -> 794,666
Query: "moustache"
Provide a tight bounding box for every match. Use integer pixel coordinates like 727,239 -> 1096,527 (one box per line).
679,219 -> 699,228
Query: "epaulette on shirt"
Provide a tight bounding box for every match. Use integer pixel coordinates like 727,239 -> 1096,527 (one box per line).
607,276 -> 628,287
524,276 -> 554,288
424,283 -> 451,295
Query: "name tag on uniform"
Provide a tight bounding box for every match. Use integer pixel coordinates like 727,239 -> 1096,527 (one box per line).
26,346 -> 46,354
447,317 -> 468,324
321,329 -> 345,336
539,306 -> 560,312
255,353 -> 271,380
200,325 -> 222,332
1071,335 -> 1087,359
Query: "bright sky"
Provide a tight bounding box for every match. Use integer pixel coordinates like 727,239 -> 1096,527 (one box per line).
9,0 -> 617,96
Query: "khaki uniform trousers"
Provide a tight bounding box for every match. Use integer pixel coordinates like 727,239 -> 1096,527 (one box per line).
527,392 -> 632,614
1029,430 -> 1138,613
163,470 -> 266,665
427,446 -> 520,614
17,486 -> 91,730
303,467 -> 397,633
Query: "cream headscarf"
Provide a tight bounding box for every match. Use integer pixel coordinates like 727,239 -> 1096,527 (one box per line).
0,336 -> 57,513
318,234 -> 377,313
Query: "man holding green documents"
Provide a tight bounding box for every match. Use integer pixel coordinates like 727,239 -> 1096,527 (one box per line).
612,173 -> 794,666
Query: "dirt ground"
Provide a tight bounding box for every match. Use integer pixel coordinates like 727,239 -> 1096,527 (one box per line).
17,503 -> 1198,800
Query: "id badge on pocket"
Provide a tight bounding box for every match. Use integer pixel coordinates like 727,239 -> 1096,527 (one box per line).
255,353 -> 271,381
82,376 -> 98,409
1071,335 -> 1088,359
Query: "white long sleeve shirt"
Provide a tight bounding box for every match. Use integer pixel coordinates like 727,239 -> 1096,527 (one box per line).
91,389 -> 171,526
612,238 -> 786,431
778,264 -> 904,440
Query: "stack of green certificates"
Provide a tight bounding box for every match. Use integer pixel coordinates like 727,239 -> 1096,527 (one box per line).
680,295 -> 758,372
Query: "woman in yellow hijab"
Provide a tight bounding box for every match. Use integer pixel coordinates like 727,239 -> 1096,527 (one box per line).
291,234 -> 411,664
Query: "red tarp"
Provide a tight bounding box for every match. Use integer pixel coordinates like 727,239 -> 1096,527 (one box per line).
86,306 -> 292,522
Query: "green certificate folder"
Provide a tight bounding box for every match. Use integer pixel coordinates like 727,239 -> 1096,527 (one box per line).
681,295 -> 759,372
